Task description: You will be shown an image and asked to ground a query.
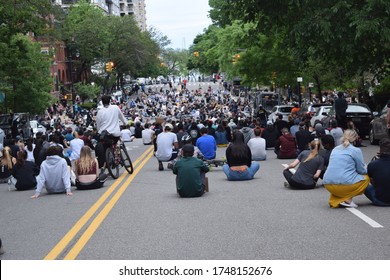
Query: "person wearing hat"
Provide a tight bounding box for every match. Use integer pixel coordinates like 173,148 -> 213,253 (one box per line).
172,144 -> 209,197
155,124 -> 178,171
364,138 -> 390,206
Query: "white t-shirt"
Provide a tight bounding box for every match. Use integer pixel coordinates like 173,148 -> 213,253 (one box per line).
121,129 -> 132,142
24,144 -> 35,162
142,129 -> 155,144
69,138 -> 85,161
155,132 -> 178,161
96,105 -> 127,137
247,137 -> 267,161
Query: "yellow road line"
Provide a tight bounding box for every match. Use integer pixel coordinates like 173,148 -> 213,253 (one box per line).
44,146 -> 153,260
64,148 -> 154,259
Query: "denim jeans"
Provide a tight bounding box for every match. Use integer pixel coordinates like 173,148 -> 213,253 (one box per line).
223,162 -> 260,181
364,184 -> 390,206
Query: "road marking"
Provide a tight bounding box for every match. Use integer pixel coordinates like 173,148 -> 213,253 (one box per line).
281,164 -> 383,228
63,148 -> 154,260
346,208 -> 384,228
44,146 -> 153,260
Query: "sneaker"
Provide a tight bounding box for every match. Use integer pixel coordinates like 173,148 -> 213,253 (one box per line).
340,201 -> 358,208
158,162 -> 164,171
167,163 -> 173,170
284,181 -> 290,188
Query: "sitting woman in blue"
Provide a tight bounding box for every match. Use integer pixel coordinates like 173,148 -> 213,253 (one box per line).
223,131 -> 260,181
214,124 -> 229,147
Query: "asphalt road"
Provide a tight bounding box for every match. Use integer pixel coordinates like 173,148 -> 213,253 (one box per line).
1,139 -> 389,260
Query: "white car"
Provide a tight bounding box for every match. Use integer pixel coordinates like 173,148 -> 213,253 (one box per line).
268,105 -> 294,123
310,106 -> 332,127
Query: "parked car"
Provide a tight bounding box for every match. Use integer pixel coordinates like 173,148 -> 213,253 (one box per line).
300,103 -> 332,117
310,105 -> 332,127
369,105 -> 388,144
268,105 -> 294,123
0,113 -> 32,140
321,103 -> 373,138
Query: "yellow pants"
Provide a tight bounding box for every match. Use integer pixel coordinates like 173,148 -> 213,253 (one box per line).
324,175 -> 370,208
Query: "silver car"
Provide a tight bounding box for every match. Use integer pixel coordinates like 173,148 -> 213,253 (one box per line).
268,105 -> 294,123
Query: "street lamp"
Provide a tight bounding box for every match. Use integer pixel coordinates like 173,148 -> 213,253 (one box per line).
297,77 -> 303,106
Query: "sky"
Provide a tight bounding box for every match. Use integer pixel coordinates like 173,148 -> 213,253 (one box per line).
146,0 -> 213,50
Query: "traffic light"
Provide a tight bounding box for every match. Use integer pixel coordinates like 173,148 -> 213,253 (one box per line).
194,51 -> 199,57
232,54 -> 241,63
105,61 -> 114,72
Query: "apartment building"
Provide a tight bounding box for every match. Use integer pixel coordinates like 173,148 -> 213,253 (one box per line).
119,0 -> 147,31
52,0 -> 120,16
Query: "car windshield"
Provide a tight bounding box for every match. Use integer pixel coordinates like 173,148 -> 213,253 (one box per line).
279,107 -> 293,113
347,104 -> 371,113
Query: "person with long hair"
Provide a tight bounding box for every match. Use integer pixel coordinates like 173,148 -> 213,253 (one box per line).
12,150 -> 39,191
75,146 -> 107,190
283,139 -> 324,189
222,130 -> 260,181
0,146 -> 16,183
323,129 -> 369,208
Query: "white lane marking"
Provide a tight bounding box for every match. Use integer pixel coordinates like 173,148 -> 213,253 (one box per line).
282,164 -> 296,174
346,208 -> 384,228
281,164 -> 383,228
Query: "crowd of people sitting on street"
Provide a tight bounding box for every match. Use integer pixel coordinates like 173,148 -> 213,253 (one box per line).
0,84 -> 389,209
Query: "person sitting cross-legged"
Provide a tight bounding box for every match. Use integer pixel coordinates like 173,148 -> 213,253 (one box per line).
223,131 -> 260,181
75,146 -> 108,190
172,144 -> 209,198
31,145 -> 72,198
283,139 -> 324,189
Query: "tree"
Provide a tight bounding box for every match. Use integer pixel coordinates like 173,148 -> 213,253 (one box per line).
1,34 -> 53,113
0,0 -> 54,114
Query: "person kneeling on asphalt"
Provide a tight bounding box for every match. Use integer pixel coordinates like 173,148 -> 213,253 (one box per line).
364,138 -> 390,206
172,144 -> 209,198
31,145 -> 72,198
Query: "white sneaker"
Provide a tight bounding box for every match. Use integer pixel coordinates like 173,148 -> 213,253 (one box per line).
340,201 -> 358,208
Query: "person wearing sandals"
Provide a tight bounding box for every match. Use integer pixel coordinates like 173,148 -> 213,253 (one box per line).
322,129 -> 369,208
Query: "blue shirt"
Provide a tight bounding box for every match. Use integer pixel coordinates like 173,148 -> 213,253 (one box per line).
323,144 -> 366,185
196,135 -> 216,160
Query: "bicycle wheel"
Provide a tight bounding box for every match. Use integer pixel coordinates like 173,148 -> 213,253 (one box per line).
120,143 -> 133,174
105,147 -> 119,179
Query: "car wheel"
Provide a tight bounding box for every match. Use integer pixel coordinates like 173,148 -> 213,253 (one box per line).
369,127 -> 379,145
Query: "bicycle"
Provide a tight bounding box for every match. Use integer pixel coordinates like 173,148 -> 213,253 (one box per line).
100,131 -> 134,179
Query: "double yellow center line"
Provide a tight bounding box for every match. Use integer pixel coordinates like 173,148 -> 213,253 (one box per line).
44,146 -> 154,260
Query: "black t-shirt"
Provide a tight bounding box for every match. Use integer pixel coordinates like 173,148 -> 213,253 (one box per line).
367,156 -> 390,204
